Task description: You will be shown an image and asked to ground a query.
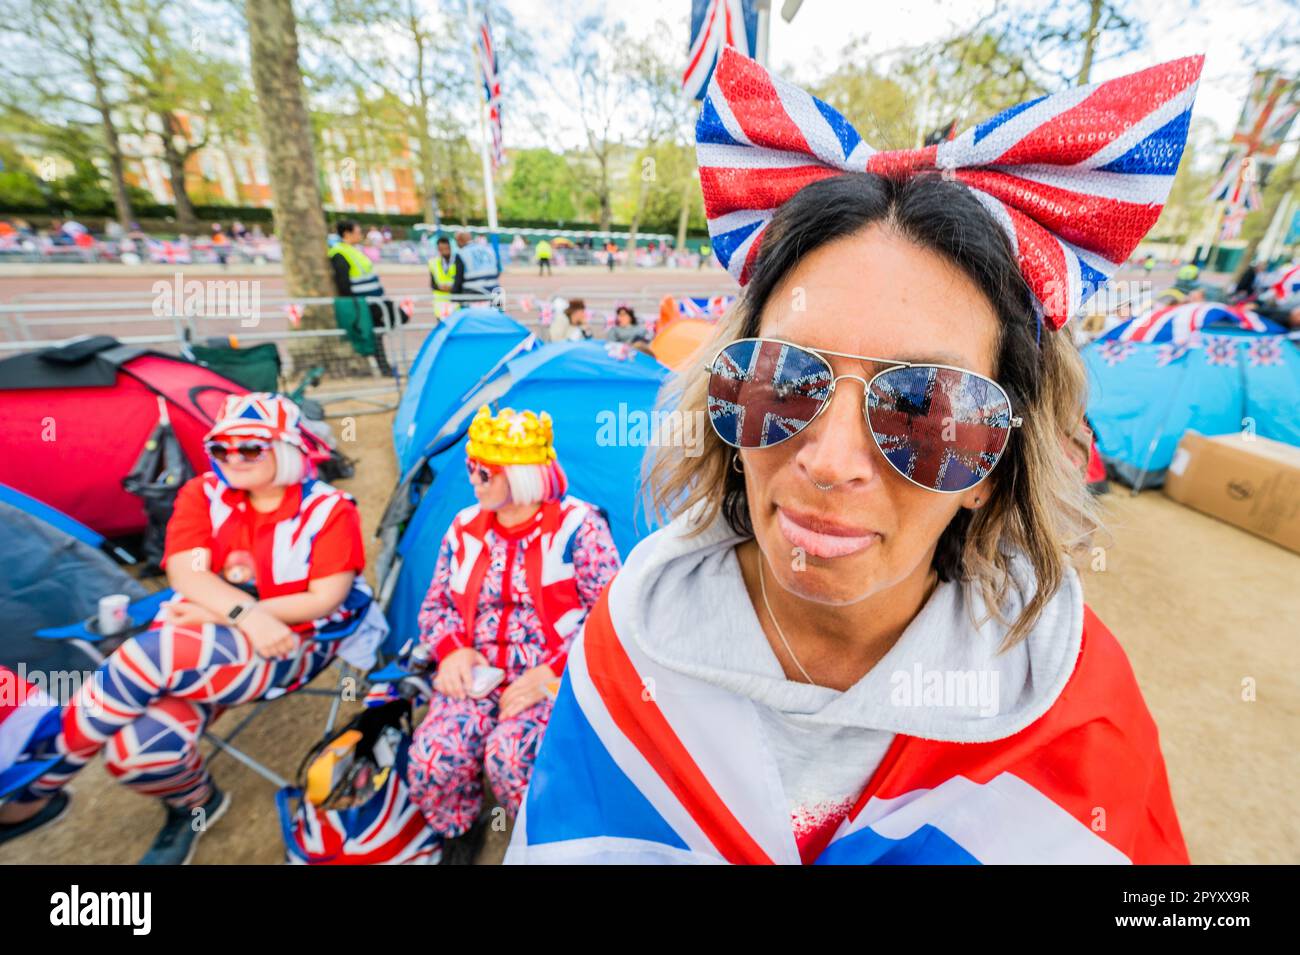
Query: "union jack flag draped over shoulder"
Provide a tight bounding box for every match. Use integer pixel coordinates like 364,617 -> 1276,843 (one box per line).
683,0 -> 757,102
696,48 -> 1204,331
476,13 -> 503,167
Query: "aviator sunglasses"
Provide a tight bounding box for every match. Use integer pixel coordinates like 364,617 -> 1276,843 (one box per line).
204,439 -> 273,464
705,337 -> 1023,493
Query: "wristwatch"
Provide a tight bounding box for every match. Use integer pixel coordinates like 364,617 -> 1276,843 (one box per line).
226,601 -> 255,624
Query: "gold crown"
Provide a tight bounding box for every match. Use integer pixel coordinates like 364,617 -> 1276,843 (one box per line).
466,405 -> 556,466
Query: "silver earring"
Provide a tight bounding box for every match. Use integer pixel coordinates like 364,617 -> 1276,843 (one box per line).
732,453 -> 743,474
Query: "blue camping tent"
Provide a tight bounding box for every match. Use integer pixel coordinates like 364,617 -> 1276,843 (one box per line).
382,341 -> 670,646
1085,303 -> 1300,488
392,307 -> 539,474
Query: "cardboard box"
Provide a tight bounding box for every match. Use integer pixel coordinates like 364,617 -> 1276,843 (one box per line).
1163,431 -> 1300,555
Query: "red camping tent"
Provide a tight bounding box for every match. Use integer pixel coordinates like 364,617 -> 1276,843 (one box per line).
0,337 -> 245,537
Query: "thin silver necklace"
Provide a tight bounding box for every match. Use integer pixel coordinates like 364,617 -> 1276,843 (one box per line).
757,554 -> 817,686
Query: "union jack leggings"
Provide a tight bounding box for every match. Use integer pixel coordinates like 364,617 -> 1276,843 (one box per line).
26,622 -> 335,808
406,691 -> 552,837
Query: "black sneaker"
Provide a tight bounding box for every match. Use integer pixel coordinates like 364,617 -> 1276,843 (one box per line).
437,817 -> 489,866
138,786 -> 231,866
0,791 -> 72,847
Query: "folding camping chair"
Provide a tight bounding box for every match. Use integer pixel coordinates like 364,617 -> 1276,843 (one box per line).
35,589 -> 365,791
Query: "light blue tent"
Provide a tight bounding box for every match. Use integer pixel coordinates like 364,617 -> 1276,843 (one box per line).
1084,303 -> 1300,488
378,341 -> 671,649
391,308 -> 539,474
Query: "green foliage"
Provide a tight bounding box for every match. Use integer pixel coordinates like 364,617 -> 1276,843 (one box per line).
500,149 -> 580,222
0,168 -> 44,207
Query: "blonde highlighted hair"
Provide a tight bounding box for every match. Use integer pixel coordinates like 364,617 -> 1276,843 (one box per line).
647,172 -> 1101,647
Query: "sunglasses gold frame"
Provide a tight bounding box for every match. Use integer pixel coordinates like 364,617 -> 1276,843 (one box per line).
704,336 -> 1024,494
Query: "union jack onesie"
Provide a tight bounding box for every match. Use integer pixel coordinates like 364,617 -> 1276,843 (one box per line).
407,496 -> 620,836
26,472 -> 376,809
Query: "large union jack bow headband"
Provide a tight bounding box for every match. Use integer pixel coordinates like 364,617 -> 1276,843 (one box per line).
697,47 -> 1203,330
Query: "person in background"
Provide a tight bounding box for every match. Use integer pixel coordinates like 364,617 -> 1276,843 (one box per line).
698,241 -> 711,269
211,223 -> 230,267
605,240 -> 618,272
405,405 -> 620,864
605,304 -> 650,345
231,219 -> 247,241
366,225 -> 385,247
454,230 -> 502,304
429,234 -> 460,316
329,219 -> 396,375
535,238 -> 552,276
547,298 -> 590,343
15,394 -> 385,864
1232,260 -> 1260,300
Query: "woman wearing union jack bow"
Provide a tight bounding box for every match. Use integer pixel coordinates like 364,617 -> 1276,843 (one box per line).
508,49 -> 1199,865
20,393 -> 387,865
405,404 -> 620,864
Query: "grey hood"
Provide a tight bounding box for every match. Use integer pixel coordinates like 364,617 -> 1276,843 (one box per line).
606,507 -> 1084,744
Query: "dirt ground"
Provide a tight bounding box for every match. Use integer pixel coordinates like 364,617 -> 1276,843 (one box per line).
3,398 -> 1297,866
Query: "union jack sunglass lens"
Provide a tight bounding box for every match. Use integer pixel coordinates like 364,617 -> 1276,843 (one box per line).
706,339 -> 833,449
466,459 -> 493,483
866,366 -> 1014,492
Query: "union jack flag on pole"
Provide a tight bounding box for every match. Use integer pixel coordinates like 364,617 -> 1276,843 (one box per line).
1209,69 -> 1299,213
476,13 -> 503,167
683,0 -> 757,101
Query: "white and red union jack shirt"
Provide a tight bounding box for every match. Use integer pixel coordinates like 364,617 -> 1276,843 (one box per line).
163,473 -> 366,635
417,498 -> 621,682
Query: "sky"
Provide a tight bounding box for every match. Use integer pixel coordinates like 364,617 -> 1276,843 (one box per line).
494,0 -> 1298,168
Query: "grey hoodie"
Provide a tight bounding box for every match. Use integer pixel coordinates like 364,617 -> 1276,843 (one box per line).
606,508 -> 1084,836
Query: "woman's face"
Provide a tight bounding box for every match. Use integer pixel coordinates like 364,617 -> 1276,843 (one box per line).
740,225 -> 1001,606
216,445 -> 278,490
570,308 -> 587,325
616,309 -> 632,326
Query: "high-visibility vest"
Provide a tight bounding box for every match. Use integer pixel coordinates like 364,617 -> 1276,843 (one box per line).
329,242 -> 381,296
536,240 -> 552,259
429,255 -> 457,301
458,243 -> 500,297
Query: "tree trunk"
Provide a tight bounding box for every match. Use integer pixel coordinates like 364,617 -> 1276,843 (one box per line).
245,0 -> 333,319
625,168 -> 648,270
158,111 -> 198,231
1077,0 -> 1103,86
597,158 -> 612,234
675,172 -> 692,251
82,28 -> 133,231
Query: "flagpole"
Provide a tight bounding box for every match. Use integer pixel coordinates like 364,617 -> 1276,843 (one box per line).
468,0 -> 500,262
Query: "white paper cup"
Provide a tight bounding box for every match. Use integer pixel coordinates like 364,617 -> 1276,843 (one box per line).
98,594 -> 131,635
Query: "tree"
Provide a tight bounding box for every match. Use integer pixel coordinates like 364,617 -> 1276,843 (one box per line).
553,13 -> 640,233
0,0 -> 137,228
245,0 -> 333,315
619,28 -> 697,263
306,0 -> 481,222
102,0 -> 250,231
500,149 -> 579,222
